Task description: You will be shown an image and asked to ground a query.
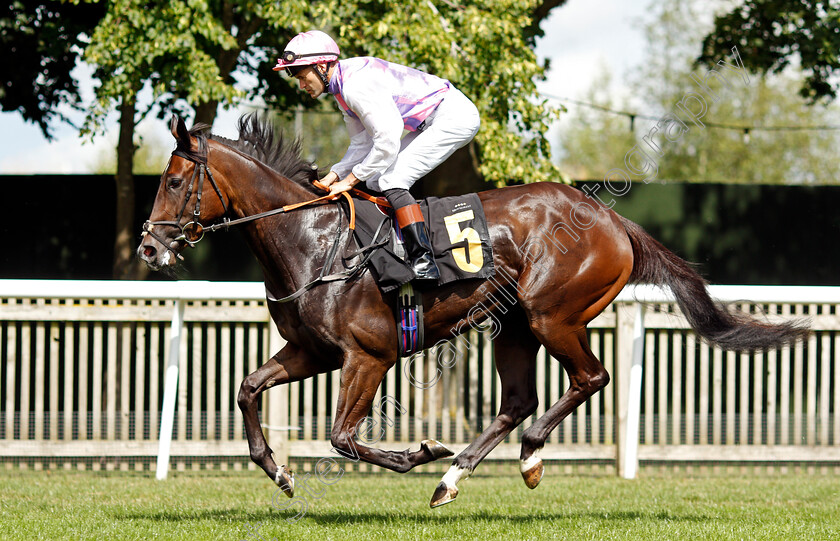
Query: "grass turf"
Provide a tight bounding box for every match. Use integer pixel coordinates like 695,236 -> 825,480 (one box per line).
1,468 -> 839,540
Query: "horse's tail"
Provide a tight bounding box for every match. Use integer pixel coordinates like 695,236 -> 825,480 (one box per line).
619,215 -> 809,350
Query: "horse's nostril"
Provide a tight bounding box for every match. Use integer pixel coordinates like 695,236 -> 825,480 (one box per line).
143,246 -> 157,259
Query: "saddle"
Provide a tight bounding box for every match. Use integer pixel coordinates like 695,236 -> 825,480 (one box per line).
346,193 -> 495,293
344,192 -> 495,358
267,182 -> 495,357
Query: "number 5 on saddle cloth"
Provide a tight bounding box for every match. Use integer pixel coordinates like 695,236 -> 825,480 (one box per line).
347,193 -> 495,357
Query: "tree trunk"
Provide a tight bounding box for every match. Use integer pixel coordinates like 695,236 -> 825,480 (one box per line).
112,97 -> 147,280
194,99 -> 219,127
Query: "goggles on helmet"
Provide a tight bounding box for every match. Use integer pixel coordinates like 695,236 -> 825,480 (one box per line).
281,50 -> 336,64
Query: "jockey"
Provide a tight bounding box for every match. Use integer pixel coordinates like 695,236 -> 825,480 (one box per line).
273,30 -> 481,281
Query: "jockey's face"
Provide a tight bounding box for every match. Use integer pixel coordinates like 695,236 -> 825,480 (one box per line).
294,65 -> 328,99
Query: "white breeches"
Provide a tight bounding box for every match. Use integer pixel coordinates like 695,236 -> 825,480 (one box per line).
366,87 -> 481,192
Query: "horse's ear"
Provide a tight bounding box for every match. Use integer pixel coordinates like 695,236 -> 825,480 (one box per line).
170,115 -> 191,148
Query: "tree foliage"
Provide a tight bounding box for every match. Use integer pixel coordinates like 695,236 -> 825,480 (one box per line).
10,1 -> 565,278
81,0 -> 240,135
0,1 -> 104,138
559,0 -> 840,184
81,0 -> 561,184
699,0 -> 840,102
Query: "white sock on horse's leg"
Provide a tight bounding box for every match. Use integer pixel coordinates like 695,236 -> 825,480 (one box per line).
430,464 -> 472,508
441,464 -> 471,487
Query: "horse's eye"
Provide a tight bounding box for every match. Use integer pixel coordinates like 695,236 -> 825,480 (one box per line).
168,177 -> 183,189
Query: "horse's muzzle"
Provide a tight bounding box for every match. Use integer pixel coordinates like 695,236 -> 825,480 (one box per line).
137,225 -> 181,270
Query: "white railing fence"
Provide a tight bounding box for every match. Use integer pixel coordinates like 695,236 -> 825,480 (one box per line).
1,280 -> 838,476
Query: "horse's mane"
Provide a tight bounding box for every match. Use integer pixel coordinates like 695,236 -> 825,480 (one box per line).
185,113 -> 321,194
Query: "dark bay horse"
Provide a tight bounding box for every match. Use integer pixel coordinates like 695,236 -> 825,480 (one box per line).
138,114 -> 808,508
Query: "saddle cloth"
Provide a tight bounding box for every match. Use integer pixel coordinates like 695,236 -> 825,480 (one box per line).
347,193 -> 495,292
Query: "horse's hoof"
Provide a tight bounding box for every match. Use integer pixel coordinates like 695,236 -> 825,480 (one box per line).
421,439 -> 455,461
274,465 -> 295,498
520,455 -> 544,489
430,481 -> 458,508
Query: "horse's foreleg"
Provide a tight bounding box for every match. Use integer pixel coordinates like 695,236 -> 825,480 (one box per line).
431,323 -> 540,508
237,343 -> 330,495
330,358 -> 453,473
519,328 -> 609,489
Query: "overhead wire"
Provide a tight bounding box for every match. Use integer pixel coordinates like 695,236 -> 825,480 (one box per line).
541,92 -> 840,133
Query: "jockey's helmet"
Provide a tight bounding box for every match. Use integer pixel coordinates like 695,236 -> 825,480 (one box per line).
272,31 -> 340,78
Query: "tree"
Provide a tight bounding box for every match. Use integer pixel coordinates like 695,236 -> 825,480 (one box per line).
699,0 -> 840,103
559,0 -> 840,184
0,1 -> 104,137
77,0 -> 571,279
85,0 -> 566,181
82,0 -> 251,279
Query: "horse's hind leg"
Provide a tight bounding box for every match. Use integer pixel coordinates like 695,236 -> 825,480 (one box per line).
330,354 -> 454,473
430,316 -> 541,507
238,342 -> 331,495
519,327 -> 609,489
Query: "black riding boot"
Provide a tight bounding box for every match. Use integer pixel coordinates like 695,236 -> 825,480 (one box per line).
400,219 -> 440,280
385,189 -> 441,281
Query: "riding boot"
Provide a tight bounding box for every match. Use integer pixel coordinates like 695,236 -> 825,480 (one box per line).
400,218 -> 440,280
387,192 -> 440,281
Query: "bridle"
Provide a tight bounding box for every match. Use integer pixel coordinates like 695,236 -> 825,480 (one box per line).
143,145 -> 362,254
142,148 -> 229,255
142,144 -> 389,302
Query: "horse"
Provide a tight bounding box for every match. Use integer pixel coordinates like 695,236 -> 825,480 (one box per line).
138,114 -> 808,508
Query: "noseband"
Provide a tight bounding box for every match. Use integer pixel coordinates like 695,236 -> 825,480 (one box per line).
142,148 -> 230,254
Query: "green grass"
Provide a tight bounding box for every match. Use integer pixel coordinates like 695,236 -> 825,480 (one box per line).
1,467 -> 839,540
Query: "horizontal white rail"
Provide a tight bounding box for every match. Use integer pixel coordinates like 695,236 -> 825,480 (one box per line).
615,283 -> 840,304
3,280 -> 839,304
0,280 -> 266,301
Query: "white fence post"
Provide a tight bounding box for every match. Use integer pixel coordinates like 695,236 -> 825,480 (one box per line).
622,302 -> 645,479
615,302 -> 633,476
615,300 -> 647,478
156,299 -> 185,480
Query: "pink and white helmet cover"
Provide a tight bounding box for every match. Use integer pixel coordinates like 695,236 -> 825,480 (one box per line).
272,30 -> 340,72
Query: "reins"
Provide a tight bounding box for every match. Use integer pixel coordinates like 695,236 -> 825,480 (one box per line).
202,186 -> 357,236
144,146 -> 393,303
143,150 -> 359,248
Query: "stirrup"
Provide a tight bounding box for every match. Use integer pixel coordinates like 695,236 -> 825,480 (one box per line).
397,283 -> 424,356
